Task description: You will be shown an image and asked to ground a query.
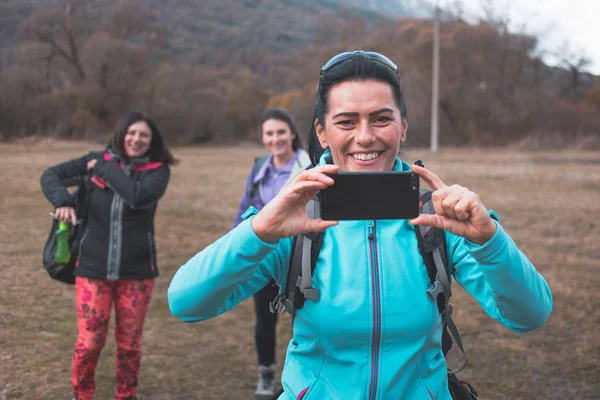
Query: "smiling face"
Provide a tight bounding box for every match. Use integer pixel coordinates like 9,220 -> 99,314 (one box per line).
124,120 -> 153,159
261,118 -> 295,159
315,80 -> 407,172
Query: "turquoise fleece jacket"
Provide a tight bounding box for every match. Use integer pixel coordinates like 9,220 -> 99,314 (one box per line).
168,151 -> 552,399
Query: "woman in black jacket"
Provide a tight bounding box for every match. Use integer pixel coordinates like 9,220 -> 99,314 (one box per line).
41,111 -> 175,400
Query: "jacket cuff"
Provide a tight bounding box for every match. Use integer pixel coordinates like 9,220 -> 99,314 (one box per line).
232,217 -> 279,259
92,158 -> 112,177
464,219 -> 506,260
241,206 -> 280,246
241,206 -> 259,220
55,198 -> 75,208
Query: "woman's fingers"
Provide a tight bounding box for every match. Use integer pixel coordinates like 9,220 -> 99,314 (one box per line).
284,165 -> 338,200
411,166 -> 497,243
70,208 -> 78,225
440,185 -> 467,220
55,208 -> 66,222
409,213 -> 446,230
55,207 -> 77,224
250,165 -> 342,243
431,186 -> 452,216
411,165 -> 447,191
454,191 -> 475,221
288,180 -> 329,196
304,218 -> 338,233
297,166 -> 338,186
312,164 -> 340,175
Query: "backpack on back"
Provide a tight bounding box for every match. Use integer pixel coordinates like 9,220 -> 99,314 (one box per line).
247,155 -> 269,202
270,162 -> 479,400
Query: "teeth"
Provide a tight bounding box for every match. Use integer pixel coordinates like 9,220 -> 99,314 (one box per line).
352,153 -> 380,161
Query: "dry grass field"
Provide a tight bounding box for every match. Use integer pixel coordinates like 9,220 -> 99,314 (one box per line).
0,140 -> 598,399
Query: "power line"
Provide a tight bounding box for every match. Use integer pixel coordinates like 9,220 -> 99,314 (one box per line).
430,6 -> 440,153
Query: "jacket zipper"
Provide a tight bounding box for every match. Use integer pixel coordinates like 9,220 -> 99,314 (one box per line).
107,192 -> 124,279
106,163 -> 134,280
368,220 -> 381,400
76,228 -> 90,267
147,232 -> 156,271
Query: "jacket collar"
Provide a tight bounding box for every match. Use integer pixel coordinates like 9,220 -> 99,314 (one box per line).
253,149 -> 311,184
107,149 -> 150,167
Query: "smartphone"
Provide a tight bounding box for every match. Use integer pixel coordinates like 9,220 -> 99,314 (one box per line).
319,171 -> 419,220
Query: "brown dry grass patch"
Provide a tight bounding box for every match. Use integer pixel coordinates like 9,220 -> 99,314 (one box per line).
0,140 -> 598,399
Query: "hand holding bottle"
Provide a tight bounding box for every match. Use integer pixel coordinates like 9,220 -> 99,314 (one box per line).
52,206 -> 77,225
54,221 -> 71,264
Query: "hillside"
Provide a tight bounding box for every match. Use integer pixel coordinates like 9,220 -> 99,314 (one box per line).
0,0 -> 406,62
323,0 -> 433,17
0,0 -> 597,147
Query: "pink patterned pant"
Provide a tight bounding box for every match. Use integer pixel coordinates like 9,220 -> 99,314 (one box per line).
72,277 -> 154,400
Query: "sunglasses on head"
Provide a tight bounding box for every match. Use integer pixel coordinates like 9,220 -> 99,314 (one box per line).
319,51 -> 399,78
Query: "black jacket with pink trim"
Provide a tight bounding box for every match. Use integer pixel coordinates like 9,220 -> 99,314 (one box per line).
41,150 -> 170,280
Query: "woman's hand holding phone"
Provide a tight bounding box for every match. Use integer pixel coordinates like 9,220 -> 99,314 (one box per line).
410,165 -> 497,245
251,165 -> 339,243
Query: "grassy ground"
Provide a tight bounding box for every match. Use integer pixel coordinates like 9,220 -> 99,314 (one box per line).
0,140 -> 598,399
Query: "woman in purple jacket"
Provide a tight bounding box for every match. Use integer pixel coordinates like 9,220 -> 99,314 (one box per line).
233,108 -> 311,399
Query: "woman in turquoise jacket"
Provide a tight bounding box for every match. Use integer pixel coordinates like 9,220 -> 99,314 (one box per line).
168,51 -> 552,399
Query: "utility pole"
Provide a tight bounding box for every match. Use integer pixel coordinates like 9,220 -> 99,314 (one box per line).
430,6 -> 440,153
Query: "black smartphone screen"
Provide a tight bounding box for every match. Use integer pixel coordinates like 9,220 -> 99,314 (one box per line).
319,171 -> 419,220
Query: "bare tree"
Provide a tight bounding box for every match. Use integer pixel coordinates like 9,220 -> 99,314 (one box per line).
17,1 -> 96,83
556,42 -> 591,98
109,1 -> 165,47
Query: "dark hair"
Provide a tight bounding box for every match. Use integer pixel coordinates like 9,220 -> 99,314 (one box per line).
307,52 -> 407,165
259,108 -> 302,151
107,111 -> 176,165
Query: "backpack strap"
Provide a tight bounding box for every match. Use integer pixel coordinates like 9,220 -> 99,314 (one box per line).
417,190 -> 451,309
415,187 -> 468,373
248,155 -> 269,201
298,199 -> 321,301
270,198 -> 323,318
270,234 -> 303,317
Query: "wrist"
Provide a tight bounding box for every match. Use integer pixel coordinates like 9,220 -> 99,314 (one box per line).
471,220 -> 497,245
251,215 -> 278,243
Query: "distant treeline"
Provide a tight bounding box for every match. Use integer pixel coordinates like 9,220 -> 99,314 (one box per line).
0,0 -> 598,148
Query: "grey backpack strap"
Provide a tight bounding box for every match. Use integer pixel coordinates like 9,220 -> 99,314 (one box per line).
445,311 -> 468,372
421,195 -> 452,305
432,247 -> 452,302
270,233 -> 304,317
248,155 -> 269,202
270,199 -> 322,316
298,200 -> 320,301
430,244 -> 468,373
418,185 -> 468,373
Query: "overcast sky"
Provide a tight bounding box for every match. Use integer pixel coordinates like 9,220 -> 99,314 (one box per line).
435,0 -> 600,74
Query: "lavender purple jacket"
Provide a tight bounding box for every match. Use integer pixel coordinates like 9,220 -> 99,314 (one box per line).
232,149 -> 311,228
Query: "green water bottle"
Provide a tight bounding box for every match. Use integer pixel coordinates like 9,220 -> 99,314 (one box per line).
55,221 -> 71,264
